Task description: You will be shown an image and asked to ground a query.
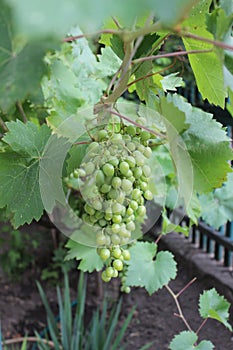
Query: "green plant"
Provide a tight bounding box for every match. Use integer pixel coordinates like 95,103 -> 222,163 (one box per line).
0,223 -> 39,278
41,244 -> 76,283
0,0 -> 233,348
36,272 -> 151,350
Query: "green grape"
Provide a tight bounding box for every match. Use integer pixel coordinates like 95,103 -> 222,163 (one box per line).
121,179 -> 132,193
127,141 -> 136,151
102,163 -> 114,177
84,162 -> 95,175
126,125 -> 137,136
101,271 -> 111,282
137,205 -> 146,217
91,199 -> 102,212
112,247 -> 122,259
100,184 -> 111,194
133,167 -> 143,179
108,157 -> 119,167
105,266 -> 115,278
140,181 -> 148,191
112,202 -> 123,215
99,218 -> 107,227
95,170 -> 105,186
96,233 -> 107,246
117,191 -> 125,204
77,168 -> 86,178
112,214 -> 122,223
111,234 -> 121,245
107,188 -> 119,200
142,165 -> 151,178
84,203 -> 95,216
133,150 -> 145,166
98,129 -> 108,141
122,249 -> 131,260
111,223 -> 121,233
112,268 -> 119,278
126,207 -> 134,216
110,133 -> 123,143
125,156 -> 136,168
144,190 -> 153,200
132,188 -> 142,200
140,130 -> 151,141
126,221 -> 135,231
129,200 -> 138,211
112,177 -> 121,189
95,210 -> 104,220
113,259 -> 123,271
124,286 -> 131,294
88,141 -> 99,151
125,170 -> 133,178
119,161 -> 130,176
144,146 -> 152,158
119,228 -> 131,238
99,248 -> 110,261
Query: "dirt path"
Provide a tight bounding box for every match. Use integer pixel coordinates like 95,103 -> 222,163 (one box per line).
0,253 -> 233,349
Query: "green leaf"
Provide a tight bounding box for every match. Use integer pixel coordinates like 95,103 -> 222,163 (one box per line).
126,242 -> 177,295
65,240 -> 104,273
199,288 -> 232,331
169,331 -> 214,350
0,121 -> 51,227
160,73 -> 185,92
199,173 -> 233,229
97,47 -> 122,78
168,94 -> 233,193
182,0 -> 226,107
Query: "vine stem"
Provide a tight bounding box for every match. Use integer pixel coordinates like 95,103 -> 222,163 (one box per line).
132,49 -> 211,65
109,109 -> 165,139
165,284 -> 194,332
180,31 -> 233,51
16,101 -> 27,123
1,337 -> 56,349
196,318 -> 208,335
63,29 -> 120,42
0,117 -> 8,132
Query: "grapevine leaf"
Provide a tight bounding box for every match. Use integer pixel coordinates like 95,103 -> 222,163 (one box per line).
0,1 -> 50,112
161,73 -> 185,92
182,0 -> 226,107
3,120 -> 51,156
199,288 -> 232,331
199,173 -> 233,229
65,239 -> 104,273
169,331 -> 214,350
0,121 -> 51,227
126,242 -> 177,295
167,94 -> 233,193
97,47 -> 122,78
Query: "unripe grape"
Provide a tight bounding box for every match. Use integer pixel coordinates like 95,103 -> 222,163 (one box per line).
112,215 -> 122,223
127,141 -> 136,151
108,157 -> 119,167
102,163 -> 114,177
119,161 -> 130,176
137,205 -> 146,217
96,234 -> 106,246
100,184 -> 111,194
112,177 -> 121,189
133,167 -> 143,179
111,234 -> 121,245
129,200 -> 138,211
132,188 -> 142,200
95,170 -> 105,186
98,129 -> 108,141
126,221 -> 135,231
144,146 -> 152,158
99,248 -> 111,261
112,247 -> 122,259
101,271 -> 111,282
140,130 -> 151,141
121,179 -> 132,193
125,156 -> 136,168
105,266 -> 115,278
144,190 -> 153,200
111,223 -> 121,233
126,125 -> 137,136
113,259 -> 123,271
142,165 -> 151,178
111,133 -> 123,143
122,249 -> 131,260
84,162 -> 95,175
124,286 -> 131,294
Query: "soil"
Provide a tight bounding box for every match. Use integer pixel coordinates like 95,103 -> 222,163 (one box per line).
1,228 -> 233,350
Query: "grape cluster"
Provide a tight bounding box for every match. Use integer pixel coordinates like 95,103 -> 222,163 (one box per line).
65,119 -> 154,283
